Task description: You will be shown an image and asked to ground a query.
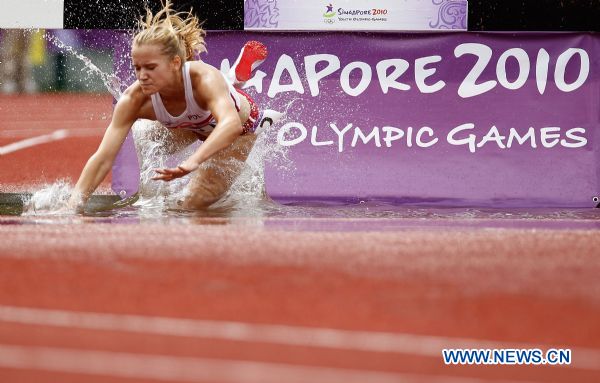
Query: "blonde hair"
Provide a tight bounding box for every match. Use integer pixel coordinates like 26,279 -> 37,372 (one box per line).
133,0 -> 206,62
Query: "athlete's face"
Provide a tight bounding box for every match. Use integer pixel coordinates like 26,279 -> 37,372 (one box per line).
131,43 -> 181,94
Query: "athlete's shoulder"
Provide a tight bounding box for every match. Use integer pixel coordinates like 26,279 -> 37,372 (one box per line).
112,81 -> 150,120
187,60 -> 215,73
121,81 -> 149,105
115,81 -> 151,113
187,61 -> 223,86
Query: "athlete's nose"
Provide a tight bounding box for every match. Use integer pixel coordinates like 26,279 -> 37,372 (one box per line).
136,68 -> 149,80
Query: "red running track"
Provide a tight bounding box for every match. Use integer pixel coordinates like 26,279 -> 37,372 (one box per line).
0,93 -> 114,190
1,94 -> 600,382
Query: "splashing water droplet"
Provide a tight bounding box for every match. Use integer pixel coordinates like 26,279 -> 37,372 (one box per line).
22,179 -> 73,215
43,32 -> 124,100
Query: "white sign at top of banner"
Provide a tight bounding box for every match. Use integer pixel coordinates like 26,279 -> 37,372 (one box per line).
0,0 -> 64,28
244,0 -> 468,31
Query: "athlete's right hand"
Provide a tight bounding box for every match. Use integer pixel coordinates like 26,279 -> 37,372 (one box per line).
152,161 -> 198,182
65,193 -> 85,214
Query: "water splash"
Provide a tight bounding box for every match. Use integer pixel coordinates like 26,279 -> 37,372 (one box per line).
126,97 -> 297,216
130,120 -> 194,213
212,100 -> 297,213
43,31 -> 123,99
21,179 -> 73,215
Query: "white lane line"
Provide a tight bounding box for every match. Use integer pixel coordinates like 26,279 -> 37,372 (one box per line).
0,344 -> 520,383
0,127 -> 105,138
0,129 -> 69,155
0,305 -> 598,371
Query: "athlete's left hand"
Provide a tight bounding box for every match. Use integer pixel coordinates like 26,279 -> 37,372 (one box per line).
152,162 -> 198,182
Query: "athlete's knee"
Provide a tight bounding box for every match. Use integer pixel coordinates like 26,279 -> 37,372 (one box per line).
182,182 -> 224,209
182,193 -> 222,209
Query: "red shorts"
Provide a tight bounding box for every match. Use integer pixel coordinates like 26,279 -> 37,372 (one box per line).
236,88 -> 261,135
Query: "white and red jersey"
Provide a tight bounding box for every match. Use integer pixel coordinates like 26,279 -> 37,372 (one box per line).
150,62 -> 241,136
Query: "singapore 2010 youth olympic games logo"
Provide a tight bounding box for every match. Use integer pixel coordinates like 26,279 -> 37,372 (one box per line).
323,3 -> 336,23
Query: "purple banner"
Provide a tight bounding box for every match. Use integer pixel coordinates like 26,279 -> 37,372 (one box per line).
114,32 -> 600,207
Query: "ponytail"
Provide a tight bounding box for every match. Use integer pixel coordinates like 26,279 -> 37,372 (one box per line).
133,0 -> 206,62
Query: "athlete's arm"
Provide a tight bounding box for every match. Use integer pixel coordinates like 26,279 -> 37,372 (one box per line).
153,67 -> 242,181
69,93 -> 139,209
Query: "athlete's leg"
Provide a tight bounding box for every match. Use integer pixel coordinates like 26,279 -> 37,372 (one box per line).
182,133 -> 257,209
179,41 -> 274,208
227,41 -> 268,87
180,93 -> 253,208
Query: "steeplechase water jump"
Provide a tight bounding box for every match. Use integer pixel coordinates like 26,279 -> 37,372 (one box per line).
66,1 -> 281,211
1,1 -> 600,382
